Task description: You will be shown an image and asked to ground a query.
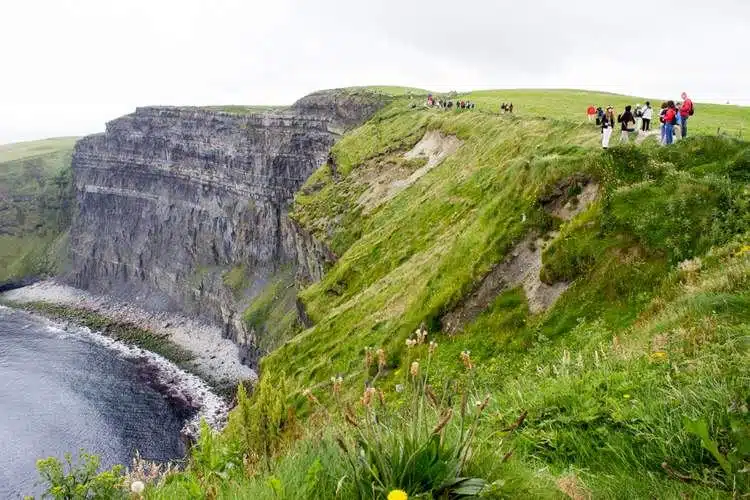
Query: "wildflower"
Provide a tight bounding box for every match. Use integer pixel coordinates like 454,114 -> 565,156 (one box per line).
331,375 -> 343,395
410,361 -> 420,378
364,347 -> 373,369
475,394 -> 491,413
736,244 -> 750,256
415,325 -> 428,344
431,408 -> 453,435
428,341 -> 437,355
388,490 -> 408,500
460,350 -> 473,370
361,387 -> 376,407
405,338 -> 417,348
377,388 -> 386,406
678,257 -> 702,273
377,348 -> 387,370
303,388 -> 319,405
395,384 -> 404,393
130,480 -> 145,494
650,351 -> 668,362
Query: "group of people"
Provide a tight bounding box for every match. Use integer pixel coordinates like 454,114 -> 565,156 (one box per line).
500,102 -> 514,113
425,95 -> 476,109
588,92 -> 694,149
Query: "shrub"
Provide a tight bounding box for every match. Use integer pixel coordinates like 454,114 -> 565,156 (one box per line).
36,452 -> 126,500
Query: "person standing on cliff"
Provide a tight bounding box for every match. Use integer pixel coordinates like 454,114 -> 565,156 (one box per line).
601,106 -> 615,149
679,92 -> 694,138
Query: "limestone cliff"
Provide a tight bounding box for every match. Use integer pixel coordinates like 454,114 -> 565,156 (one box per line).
68,90 -> 384,364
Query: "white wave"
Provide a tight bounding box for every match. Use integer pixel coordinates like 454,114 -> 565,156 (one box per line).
16,310 -> 229,439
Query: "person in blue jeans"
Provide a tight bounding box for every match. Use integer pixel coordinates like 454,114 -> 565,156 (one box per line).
659,102 -> 668,144
679,92 -> 694,138
663,101 -> 677,145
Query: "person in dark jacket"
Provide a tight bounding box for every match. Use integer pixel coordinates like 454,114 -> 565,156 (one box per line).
601,106 -> 615,149
619,105 -> 636,143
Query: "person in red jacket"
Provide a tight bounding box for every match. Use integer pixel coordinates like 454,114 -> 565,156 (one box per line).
679,92 -> 693,138
587,105 -> 596,122
663,101 -> 677,145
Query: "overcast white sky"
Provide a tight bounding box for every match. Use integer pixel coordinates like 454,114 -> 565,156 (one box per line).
1,0 -> 749,144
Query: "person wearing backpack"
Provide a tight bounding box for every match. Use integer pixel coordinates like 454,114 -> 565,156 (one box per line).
601,106 -> 616,149
679,92 -> 694,138
663,101 -> 677,145
618,105 -> 636,143
641,101 -> 653,131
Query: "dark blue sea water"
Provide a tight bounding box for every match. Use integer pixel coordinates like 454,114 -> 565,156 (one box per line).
0,307 -> 188,498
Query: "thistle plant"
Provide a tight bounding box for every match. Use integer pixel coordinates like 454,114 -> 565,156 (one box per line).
310,329 -> 521,499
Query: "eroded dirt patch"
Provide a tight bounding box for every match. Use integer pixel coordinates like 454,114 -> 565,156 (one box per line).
442,177 -> 600,334
541,175 -> 600,221
358,130 -> 462,211
442,233 -> 568,334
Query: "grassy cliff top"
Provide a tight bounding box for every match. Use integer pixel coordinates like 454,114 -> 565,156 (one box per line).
0,136 -> 78,164
0,137 -> 76,281
250,89 -> 750,497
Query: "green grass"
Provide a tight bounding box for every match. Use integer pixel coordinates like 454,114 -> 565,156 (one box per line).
0,137 -> 76,280
24,89 -> 750,498
463,88 -> 749,137
257,90 -> 750,497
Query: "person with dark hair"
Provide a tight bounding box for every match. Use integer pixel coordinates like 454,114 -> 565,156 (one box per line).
619,105 -> 636,143
508,102 -> 514,113
601,106 -> 616,149
595,106 -> 604,125
641,101 -> 653,131
500,103 -> 507,113
659,102 -> 668,144
663,101 -> 677,145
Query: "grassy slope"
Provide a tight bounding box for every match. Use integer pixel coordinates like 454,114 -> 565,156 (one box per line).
0,137 -> 77,280
252,91 -> 750,497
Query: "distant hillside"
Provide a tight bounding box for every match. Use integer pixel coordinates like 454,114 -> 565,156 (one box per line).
0,137 -> 77,281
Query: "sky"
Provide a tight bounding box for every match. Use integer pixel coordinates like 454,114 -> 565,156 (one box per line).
1,0 -> 749,144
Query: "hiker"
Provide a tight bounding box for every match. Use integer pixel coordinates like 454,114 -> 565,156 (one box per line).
679,92 -> 694,138
633,104 -> 643,131
587,105 -> 596,122
641,101 -> 653,131
500,103 -> 506,113
601,106 -> 616,149
618,105 -> 636,143
508,102 -> 514,113
658,102 -> 668,144
595,106 -> 604,125
662,101 -> 677,145
674,105 -> 683,140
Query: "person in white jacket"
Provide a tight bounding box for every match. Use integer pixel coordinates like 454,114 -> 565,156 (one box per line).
641,101 -> 653,132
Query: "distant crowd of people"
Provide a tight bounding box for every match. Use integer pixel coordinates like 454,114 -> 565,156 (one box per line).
425,94 -> 475,109
588,92 -> 694,149
500,102 -> 514,113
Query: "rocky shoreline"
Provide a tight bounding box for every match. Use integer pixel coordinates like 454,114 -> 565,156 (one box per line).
1,280 -> 257,437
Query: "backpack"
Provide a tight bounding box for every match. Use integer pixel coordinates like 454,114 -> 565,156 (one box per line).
670,114 -> 678,126
688,103 -> 695,116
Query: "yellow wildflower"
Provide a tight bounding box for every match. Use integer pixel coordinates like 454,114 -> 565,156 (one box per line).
650,351 -> 668,362
388,490 -> 408,500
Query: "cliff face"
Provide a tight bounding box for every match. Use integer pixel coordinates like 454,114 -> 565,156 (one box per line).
68,92 -> 383,364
